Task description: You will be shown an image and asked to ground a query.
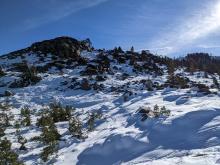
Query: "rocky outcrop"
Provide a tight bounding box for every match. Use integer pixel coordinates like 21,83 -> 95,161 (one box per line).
3,36 -> 93,60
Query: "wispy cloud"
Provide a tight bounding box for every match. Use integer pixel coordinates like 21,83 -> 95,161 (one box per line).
23,0 -> 108,30
148,0 -> 220,55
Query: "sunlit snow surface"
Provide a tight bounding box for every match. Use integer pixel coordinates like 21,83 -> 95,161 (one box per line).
0,51 -> 220,165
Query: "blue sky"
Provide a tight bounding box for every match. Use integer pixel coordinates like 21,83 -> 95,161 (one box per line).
1,0 -> 220,56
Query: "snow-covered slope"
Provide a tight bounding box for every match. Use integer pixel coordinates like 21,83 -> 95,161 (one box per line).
1,37 -> 220,165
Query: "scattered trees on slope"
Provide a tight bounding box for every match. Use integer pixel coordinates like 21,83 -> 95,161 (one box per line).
0,138 -> 23,165
137,105 -> 171,121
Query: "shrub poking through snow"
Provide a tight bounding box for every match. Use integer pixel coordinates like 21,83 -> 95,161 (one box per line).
0,67 -> 6,77
0,138 -> 23,165
36,111 -> 54,128
39,118 -> 60,162
21,65 -> 41,85
35,106 -> 61,162
123,90 -> 133,102
0,127 -> 6,137
49,102 -> 74,122
0,105 -> 9,132
9,63 -> 41,88
41,123 -> 61,144
137,105 -> 170,121
86,111 -> 102,132
0,101 -> 13,128
20,106 -> 31,126
212,76 -> 219,89
193,83 -> 211,94
160,106 -> 171,117
68,116 -> 83,139
14,120 -> 22,136
153,104 -> 160,117
18,135 -> 27,151
40,142 -> 59,162
166,74 -> 189,89
37,103 -> 74,126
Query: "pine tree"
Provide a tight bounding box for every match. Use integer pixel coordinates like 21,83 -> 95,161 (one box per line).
0,138 -> 23,165
49,102 -> 74,122
87,112 -> 102,132
0,126 -> 5,137
40,120 -> 60,162
130,46 -> 134,53
69,116 -> 83,139
36,110 -> 54,128
160,106 -> 171,116
20,106 -> 31,126
87,113 -> 95,132
0,101 -> 13,127
118,46 -> 123,53
40,142 -> 58,162
212,76 -> 219,89
153,104 -> 160,117
41,124 -> 60,144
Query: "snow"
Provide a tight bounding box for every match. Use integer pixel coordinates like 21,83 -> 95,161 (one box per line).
1,50 -> 220,165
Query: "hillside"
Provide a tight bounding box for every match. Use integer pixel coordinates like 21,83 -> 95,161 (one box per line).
0,37 -> 220,165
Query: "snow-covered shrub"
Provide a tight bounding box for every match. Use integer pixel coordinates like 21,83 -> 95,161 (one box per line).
123,90 -> 133,102
0,67 -> 6,77
0,126 -> 5,137
14,120 -> 21,136
41,124 -> 61,144
20,106 -> 31,126
0,102 -> 13,127
49,102 -> 74,122
18,135 -> 27,151
21,65 -> 41,85
36,112 -> 54,128
153,104 -> 160,117
165,74 -> 189,89
68,116 -> 83,139
86,111 -> 102,132
192,83 -> 211,94
81,64 -> 98,76
160,106 -> 171,116
40,142 -> 58,162
9,63 -> 41,88
37,103 -> 75,126
39,117 -> 60,162
0,138 -> 23,165
146,79 -> 154,91
212,76 -> 219,89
